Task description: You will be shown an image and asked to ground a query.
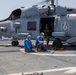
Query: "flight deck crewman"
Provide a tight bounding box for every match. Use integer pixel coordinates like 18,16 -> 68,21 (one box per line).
36,32 -> 47,52
44,26 -> 50,46
24,35 -> 33,52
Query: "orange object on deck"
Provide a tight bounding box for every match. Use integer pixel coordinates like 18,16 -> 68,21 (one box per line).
56,47 -> 65,50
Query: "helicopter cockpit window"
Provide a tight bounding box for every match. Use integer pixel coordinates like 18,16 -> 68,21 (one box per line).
10,9 -> 21,20
27,22 -> 36,30
0,27 -> 7,32
1,29 -> 7,32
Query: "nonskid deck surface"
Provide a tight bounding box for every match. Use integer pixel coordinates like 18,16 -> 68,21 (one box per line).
0,40 -> 76,75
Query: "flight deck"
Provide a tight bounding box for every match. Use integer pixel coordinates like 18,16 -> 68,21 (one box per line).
0,40 -> 76,75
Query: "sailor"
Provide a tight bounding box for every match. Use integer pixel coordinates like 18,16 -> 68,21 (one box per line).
44,26 -> 50,46
36,32 -> 47,52
24,35 -> 33,52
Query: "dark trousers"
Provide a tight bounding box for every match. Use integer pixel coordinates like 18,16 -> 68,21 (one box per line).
37,43 -> 47,51
25,46 -> 35,52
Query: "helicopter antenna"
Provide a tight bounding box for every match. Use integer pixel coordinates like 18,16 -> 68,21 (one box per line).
38,0 -> 59,6
46,0 -> 49,5
51,0 -> 54,5
55,0 -> 58,7
38,0 -> 55,6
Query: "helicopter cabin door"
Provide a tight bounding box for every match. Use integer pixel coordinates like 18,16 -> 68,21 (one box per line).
40,17 -> 54,37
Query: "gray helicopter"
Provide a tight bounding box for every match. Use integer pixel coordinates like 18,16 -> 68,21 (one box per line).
0,0 -> 76,47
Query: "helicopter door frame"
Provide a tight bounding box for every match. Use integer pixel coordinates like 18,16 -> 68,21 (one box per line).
40,17 -> 54,37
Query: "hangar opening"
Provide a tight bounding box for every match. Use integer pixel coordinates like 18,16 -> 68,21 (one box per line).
40,17 -> 54,37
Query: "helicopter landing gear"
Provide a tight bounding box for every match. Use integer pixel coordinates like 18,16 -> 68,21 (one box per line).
52,38 -> 63,50
11,40 -> 19,46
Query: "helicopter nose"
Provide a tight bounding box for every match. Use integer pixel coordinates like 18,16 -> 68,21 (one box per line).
0,21 -> 11,36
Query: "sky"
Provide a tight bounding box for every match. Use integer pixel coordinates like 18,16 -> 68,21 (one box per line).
0,0 -> 76,20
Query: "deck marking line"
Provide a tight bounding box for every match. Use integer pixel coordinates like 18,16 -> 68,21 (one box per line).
30,53 -> 76,56
20,48 -> 76,56
7,67 -> 76,75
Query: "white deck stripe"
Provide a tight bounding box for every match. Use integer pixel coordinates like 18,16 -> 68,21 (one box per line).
20,48 -> 76,56
30,53 -> 76,56
7,67 -> 76,75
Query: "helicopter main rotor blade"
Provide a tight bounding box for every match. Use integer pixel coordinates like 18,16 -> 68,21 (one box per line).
38,0 -> 55,5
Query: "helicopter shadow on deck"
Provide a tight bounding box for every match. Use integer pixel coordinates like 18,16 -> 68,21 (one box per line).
0,50 -> 19,53
0,45 -> 20,53
0,45 -> 19,53
47,44 -> 76,51
64,46 -> 76,51
0,45 -> 12,47
0,44 -> 76,54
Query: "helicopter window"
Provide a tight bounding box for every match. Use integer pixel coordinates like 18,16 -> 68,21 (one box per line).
1,29 -> 3,32
67,8 -> 73,12
1,29 -> 7,32
10,9 -> 21,20
0,27 -> 7,32
27,22 -> 36,30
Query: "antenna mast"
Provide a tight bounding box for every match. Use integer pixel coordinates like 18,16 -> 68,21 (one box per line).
56,0 -> 58,7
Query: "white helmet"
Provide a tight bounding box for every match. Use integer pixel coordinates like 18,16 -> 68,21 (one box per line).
40,32 -> 44,36
27,35 -> 31,38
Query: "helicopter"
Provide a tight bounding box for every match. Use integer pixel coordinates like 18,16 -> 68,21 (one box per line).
0,0 -> 76,47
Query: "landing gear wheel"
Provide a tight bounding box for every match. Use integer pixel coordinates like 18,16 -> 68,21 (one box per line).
52,38 -> 62,49
11,41 -> 19,46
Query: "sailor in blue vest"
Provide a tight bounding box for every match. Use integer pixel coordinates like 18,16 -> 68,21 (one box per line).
36,32 -> 47,51
24,35 -> 33,52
